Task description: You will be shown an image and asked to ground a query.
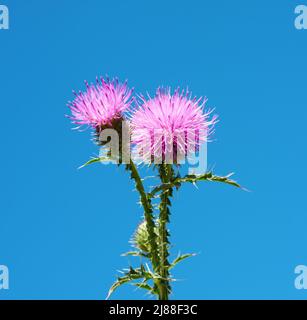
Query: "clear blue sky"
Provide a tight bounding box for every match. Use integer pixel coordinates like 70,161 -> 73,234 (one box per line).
1,0 -> 307,299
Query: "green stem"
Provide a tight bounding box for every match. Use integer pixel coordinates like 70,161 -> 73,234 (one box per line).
157,164 -> 174,300
126,162 -> 159,273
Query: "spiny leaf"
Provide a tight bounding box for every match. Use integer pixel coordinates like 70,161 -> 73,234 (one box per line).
106,276 -> 133,300
78,156 -> 109,169
106,265 -> 154,299
148,172 -> 243,198
169,253 -> 196,270
121,251 -> 149,258
133,282 -> 154,293
180,172 -> 242,189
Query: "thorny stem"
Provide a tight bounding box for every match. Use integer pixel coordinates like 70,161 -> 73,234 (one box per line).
126,161 -> 160,273
157,164 -> 174,300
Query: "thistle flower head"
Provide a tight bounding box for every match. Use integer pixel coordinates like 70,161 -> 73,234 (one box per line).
131,221 -> 151,253
130,88 -> 217,163
68,77 -> 133,130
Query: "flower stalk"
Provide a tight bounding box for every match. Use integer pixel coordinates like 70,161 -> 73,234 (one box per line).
157,164 -> 174,300
126,161 -> 159,272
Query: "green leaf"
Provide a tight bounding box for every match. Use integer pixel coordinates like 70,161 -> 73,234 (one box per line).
78,157 -> 109,169
106,276 -> 133,300
180,172 -> 242,189
148,172 -> 243,198
133,282 -> 154,293
169,253 -> 196,270
121,251 -> 149,258
106,265 -> 154,300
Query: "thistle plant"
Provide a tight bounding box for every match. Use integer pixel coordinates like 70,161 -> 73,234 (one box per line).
67,77 -> 241,300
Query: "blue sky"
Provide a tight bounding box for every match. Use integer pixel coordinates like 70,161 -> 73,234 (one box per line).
1,0 -> 307,299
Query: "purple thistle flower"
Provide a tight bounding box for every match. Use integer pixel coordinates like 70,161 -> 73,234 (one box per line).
68,77 -> 133,129
130,88 -> 217,163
